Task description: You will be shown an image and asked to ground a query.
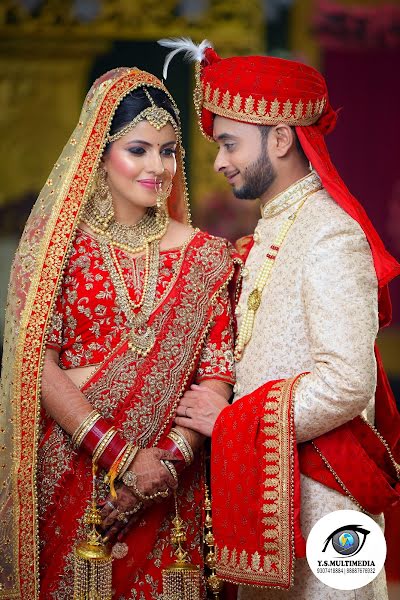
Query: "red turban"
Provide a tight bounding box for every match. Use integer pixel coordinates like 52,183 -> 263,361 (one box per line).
189,45 -> 400,304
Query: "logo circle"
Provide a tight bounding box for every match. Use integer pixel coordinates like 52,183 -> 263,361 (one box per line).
333,530 -> 359,555
306,510 -> 386,590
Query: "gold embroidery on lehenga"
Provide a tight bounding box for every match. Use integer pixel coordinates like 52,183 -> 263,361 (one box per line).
83,236 -> 234,448
37,425 -> 75,518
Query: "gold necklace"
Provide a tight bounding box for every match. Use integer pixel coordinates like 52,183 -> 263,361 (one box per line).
235,193 -> 316,362
110,243 -> 149,311
99,238 -> 160,357
82,198 -> 169,255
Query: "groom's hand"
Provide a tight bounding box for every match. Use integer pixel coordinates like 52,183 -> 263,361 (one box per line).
175,383 -> 230,437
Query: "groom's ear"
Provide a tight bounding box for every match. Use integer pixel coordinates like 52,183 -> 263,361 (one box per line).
269,123 -> 296,159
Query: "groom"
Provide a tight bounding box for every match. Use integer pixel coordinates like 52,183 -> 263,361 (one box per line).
166,40 -> 400,599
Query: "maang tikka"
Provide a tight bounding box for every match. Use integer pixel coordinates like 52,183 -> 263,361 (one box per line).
106,86 -> 180,144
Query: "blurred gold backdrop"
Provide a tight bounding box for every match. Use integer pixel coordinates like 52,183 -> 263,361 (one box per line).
0,0 -> 264,209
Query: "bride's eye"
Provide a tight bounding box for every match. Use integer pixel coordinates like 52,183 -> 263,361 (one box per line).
128,147 -> 145,155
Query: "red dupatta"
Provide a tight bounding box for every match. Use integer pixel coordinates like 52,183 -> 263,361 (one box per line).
212,376 -> 306,589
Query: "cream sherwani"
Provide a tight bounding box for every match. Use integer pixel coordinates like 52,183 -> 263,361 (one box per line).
235,173 -> 388,600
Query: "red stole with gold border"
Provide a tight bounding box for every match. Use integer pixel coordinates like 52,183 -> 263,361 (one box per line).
211,376 -> 306,589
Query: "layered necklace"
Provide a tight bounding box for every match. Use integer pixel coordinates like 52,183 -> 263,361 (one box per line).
99,238 -> 160,356
234,172 -> 322,362
82,199 -> 169,356
82,198 -> 168,255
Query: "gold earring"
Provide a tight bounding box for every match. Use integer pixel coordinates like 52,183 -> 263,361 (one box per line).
94,166 -> 114,229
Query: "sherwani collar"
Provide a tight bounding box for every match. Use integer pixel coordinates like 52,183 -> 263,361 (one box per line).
261,171 -> 322,220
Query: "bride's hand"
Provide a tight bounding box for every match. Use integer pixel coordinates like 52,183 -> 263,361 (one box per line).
100,447 -> 177,540
100,485 -> 142,541
129,447 -> 178,497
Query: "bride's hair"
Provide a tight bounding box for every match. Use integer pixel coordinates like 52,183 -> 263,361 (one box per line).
107,86 -> 179,143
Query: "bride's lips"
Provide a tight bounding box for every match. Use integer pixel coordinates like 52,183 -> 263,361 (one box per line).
137,179 -> 163,190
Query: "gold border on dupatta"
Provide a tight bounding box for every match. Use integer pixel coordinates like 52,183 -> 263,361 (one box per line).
215,375 -> 304,589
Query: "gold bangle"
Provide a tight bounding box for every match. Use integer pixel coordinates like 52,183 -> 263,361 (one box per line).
118,445 -> 140,480
71,410 -> 99,447
116,443 -> 133,475
109,442 -> 129,475
168,428 -> 194,466
161,459 -> 178,483
71,410 -> 101,448
92,428 -> 117,464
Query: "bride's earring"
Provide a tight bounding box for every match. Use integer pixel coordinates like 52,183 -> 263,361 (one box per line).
94,166 -> 114,229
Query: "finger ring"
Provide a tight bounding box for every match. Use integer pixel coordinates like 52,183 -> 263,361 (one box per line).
185,406 -> 190,418
106,500 -> 116,510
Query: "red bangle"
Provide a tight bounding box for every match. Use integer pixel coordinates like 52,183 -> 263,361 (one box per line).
80,417 -> 127,470
98,433 -> 127,471
158,436 -> 186,474
81,417 -> 111,454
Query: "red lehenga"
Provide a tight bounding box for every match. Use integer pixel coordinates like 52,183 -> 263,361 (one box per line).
38,228 -> 235,599
0,67 -> 235,599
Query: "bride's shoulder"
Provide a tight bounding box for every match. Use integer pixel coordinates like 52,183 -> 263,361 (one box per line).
159,219 -> 192,249
163,220 -> 234,257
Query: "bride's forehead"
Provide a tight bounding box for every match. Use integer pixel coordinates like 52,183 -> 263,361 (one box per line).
112,120 -> 177,145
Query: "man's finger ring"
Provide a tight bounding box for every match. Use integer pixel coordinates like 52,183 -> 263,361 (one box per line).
106,500 -> 116,510
185,406 -> 190,418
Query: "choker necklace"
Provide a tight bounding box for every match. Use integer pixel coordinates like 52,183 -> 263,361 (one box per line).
82,198 -> 169,255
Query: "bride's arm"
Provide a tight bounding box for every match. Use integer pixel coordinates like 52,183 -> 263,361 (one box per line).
42,348 -> 175,496
41,347 -> 94,433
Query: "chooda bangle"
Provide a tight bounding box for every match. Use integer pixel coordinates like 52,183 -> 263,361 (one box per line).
161,459 -> 178,483
72,410 -> 101,448
92,428 -> 117,464
76,414 -> 128,471
116,444 -> 140,480
96,431 -> 127,471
